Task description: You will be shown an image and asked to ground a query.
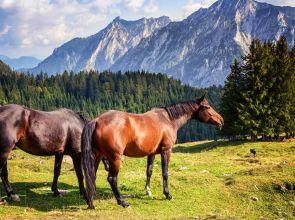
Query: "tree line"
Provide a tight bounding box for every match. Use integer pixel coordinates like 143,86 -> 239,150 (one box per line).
0,61 -> 222,143
220,36 -> 295,140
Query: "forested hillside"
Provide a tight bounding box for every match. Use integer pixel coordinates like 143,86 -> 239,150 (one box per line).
0,61 -> 222,142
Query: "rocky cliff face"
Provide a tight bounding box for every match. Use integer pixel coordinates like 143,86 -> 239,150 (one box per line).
30,0 -> 295,87
30,16 -> 171,74
111,0 -> 295,87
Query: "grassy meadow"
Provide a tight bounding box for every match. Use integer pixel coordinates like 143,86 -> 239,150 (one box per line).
0,140 -> 294,219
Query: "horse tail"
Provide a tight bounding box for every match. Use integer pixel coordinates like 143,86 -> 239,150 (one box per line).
81,120 -> 97,209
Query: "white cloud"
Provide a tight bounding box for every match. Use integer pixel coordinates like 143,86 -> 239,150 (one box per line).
123,0 -> 145,11
144,0 -> 159,14
0,25 -> 10,37
0,0 -> 123,58
180,0 -> 215,19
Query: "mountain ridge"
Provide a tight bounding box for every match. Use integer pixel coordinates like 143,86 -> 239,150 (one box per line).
111,0 -> 295,87
30,16 -> 171,74
28,0 -> 295,87
0,55 -> 41,70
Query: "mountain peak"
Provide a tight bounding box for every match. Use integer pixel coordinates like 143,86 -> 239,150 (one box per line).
111,0 -> 295,87
29,1 -> 294,88
219,0 -> 254,4
213,0 -> 256,9
30,16 -> 171,74
113,16 -> 121,21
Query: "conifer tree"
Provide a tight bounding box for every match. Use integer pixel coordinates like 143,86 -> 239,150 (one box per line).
270,36 -> 293,137
220,59 -> 244,138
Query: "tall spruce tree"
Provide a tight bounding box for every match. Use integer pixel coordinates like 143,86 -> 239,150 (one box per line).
289,46 -> 295,137
220,59 -> 245,139
259,41 -> 276,138
269,36 -> 293,137
239,39 -> 266,139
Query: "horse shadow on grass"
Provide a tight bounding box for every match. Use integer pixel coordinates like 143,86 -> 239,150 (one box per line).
1,182 -> 115,212
173,140 -> 246,154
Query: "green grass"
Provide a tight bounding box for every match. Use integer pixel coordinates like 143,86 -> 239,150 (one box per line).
0,141 -> 294,219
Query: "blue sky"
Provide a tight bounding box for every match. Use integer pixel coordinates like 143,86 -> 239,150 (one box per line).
0,0 -> 294,59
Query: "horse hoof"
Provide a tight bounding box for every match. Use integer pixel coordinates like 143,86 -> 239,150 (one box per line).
122,203 -> 131,208
166,194 -> 173,200
87,205 -> 95,209
53,191 -> 61,197
10,194 -> 20,202
0,199 -> 7,205
146,190 -> 153,197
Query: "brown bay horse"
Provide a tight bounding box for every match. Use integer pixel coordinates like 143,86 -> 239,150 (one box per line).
81,96 -> 224,209
0,104 -> 89,204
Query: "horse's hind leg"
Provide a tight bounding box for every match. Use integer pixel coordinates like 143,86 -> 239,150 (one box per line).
145,155 -> 155,197
71,153 -> 86,197
107,158 -> 130,208
51,154 -> 64,197
1,162 -> 20,202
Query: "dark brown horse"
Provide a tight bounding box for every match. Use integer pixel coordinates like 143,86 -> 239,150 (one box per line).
81,96 -> 224,209
0,104 -> 89,204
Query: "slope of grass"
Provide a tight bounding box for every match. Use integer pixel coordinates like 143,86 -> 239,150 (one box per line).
0,141 -> 294,219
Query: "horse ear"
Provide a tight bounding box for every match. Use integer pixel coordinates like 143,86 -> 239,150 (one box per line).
198,94 -> 206,103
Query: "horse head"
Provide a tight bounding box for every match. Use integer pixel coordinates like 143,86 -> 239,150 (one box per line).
194,95 -> 224,128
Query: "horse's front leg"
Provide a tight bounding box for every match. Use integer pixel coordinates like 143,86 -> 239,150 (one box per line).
1,162 -> 20,202
145,154 -> 155,197
161,149 -> 173,200
51,154 -> 64,196
0,139 -> 18,204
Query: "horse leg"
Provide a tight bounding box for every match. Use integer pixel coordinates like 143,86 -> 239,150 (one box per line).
161,149 -> 173,200
145,155 -> 155,197
1,162 -> 20,202
71,153 -> 86,197
107,159 -> 129,208
0,140 -> 15,204
0,159 -> 6,205
51,154 -> 64,197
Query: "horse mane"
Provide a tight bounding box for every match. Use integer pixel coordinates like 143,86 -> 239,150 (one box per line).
59,108 -> 90,124
74,111 -> 90,123
163,101 -> 199,120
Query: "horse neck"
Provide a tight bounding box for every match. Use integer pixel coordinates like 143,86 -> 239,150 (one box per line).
171,112 -> 194,130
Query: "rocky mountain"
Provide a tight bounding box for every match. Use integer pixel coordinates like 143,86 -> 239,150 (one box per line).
111,0 -> 295,87
28,0 -> 295,87
30,16 -> 171,74
0,55 -> 40,70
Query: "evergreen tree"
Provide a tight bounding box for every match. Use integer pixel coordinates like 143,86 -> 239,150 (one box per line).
220,59 -> 245,138
239,39 -> 266,139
